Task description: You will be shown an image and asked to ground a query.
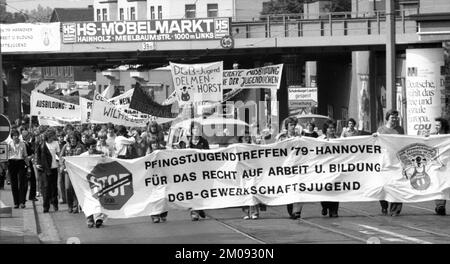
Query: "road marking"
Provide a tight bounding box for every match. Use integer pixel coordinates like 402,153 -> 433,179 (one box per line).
37,213 -> 61,243
0,226 -> 24,234
211,219 -> 266,244
403,225 -> 450,238
299,219 -> 367,243
358,224 -> 432,244
404,204 -> 435,212
341,206 -> 450,238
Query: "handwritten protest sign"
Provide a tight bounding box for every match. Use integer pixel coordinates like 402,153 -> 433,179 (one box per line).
31,91 -> 80,120
223,64 -> 284,90
170,61 -> 223,107
91,92 -> 148,127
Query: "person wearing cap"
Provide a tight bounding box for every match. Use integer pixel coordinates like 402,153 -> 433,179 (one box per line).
276,116 -> 303,219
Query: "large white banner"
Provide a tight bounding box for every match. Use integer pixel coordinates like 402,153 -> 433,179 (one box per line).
38,116 -> 80,127
0,23 -> 61,52
223,64 -> 284,90
30,91 -> 81,120
170,61 -> 223,107
65,135 -> 450,218
406,48 -> 445,135
91,92 -> 148,127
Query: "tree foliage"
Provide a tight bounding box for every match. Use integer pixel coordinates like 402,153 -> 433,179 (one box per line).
261,0 -> 351,15
24,4 -> 53,22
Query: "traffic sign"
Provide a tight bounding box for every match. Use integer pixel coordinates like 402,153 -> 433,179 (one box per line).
0,114 -> 11,142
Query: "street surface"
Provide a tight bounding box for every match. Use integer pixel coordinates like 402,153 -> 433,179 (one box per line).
1,184 -> 449,244
38,199 -> 450,244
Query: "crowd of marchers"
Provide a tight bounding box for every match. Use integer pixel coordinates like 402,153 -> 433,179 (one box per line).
0,109 -> 448,229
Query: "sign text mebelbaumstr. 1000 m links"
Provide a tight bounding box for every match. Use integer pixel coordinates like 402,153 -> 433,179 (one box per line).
62,18 -> 230,43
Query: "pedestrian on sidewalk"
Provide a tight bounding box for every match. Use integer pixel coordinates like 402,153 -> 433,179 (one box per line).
36,129 -> 61,213
57,131 -> 67,204
374,109 -> 404,216
21,129 -> 38,202
7,129 -> 30,209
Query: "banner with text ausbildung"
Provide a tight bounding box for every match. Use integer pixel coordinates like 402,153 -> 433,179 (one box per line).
0,22 -> 61,52
91,92 -> 148,127
64,135 -> 450,218
170,61 -> 223,107
62,18 -> 230,43
223,64 -> 284,90
31,91 -> 81,120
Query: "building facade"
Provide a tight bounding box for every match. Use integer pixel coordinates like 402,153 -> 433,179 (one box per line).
93,0 -> 267,21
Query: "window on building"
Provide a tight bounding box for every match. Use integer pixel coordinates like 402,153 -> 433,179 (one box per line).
57,67 -> 63,77
51,67 -> 57,76
119,8 -> 124,20
70,67 -> 74,77
102,8 -> 107,21
158,6 -> 162,19
130,7 -> 136,20
185,4 -> 196,18
207,3 -> 218,18
96,9 -> 101,21
150,6 -> 155,20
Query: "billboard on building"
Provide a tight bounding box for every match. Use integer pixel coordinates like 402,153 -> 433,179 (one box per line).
62,18 -> 230,43
405,48 -> 445,135
0,22 -> 61,52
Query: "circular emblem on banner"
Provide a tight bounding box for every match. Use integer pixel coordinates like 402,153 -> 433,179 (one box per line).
87,161 -> 134,210
220,35 -> 234,49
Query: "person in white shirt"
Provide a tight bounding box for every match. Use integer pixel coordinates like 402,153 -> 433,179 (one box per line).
7,129 -> 30,209
114,125 -> 135,159
106,123 -> 116,156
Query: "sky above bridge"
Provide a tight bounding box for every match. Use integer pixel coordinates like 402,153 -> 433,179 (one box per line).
6,0 -> 92,12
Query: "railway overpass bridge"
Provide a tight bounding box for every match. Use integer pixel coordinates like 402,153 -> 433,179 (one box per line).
2,11 -> 449,128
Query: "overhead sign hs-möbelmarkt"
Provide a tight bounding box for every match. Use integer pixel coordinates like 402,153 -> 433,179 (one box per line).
62,18 -> 230,43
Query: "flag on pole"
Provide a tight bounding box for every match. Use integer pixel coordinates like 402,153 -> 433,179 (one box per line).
101,84 -> 115,99
129,83 -> 176,118
162,90 -> 177,105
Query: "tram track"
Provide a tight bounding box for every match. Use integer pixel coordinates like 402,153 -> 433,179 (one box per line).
339,205 -> 450,239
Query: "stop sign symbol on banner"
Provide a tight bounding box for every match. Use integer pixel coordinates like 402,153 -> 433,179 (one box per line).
0,114 -> 11,143
86,161 -> 134,210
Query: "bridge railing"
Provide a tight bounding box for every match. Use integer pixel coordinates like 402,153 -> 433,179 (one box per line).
231,9 -> 419,39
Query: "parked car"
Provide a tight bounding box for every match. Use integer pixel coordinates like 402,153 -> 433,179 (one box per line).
167,116 -> 251,149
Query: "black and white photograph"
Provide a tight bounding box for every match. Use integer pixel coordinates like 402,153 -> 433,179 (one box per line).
0,0 -> 450,260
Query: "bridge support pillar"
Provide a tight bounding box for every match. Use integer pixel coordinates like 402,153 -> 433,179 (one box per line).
5,66 -> 23,123
351,51 -> 374,132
